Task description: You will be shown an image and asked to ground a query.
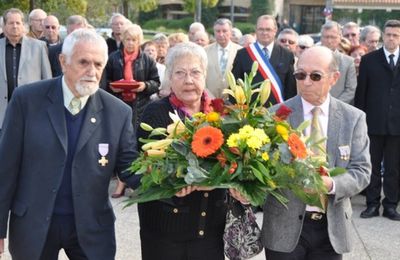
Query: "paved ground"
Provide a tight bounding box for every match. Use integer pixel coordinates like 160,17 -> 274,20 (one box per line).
2,180 -> 400,259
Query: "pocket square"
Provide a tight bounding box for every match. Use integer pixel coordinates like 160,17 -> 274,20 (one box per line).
338,145 -> 350,161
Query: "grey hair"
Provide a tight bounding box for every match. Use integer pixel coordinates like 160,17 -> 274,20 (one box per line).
108,13 -> 126,27
343,21 -> 359,31
121,24 -> 144,44
164,41 -> 208,83
62,28 -> 108,64
278,28 -> 299,40
189,22 -> 205,32
214,18 -> 233,29
153,33 -> 168,43
67,15 -> 88,27
28,9 -> 46,22
321,20 -> 342,36
3,8 -> 25,24
256,15 -> 277,29
360,25 -> 381,42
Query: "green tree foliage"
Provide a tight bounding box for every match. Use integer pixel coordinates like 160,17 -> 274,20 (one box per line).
0,0 -> 29,15
250,0 -> 274,23
182,0 -> 219,14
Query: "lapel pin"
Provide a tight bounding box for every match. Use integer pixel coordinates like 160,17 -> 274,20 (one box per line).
338,145 -> 350,161
91,117 -> 96,123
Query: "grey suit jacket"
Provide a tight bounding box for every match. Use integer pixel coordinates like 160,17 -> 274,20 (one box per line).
330,50 -> 357,104
262,95 -> 371,254
0,36 -> 52,128
0,77 -> 138,260
205,42 -> 242,98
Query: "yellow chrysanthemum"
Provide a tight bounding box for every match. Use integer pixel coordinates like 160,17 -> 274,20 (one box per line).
227,133 -> 241,147
238,125 -> 254,139
276,125 -> 289,141
261,152 -> 269,161
193,112 -> 206,120
206,112 -> 220,122
246,136 -> 262,149
253,128 -> 270,144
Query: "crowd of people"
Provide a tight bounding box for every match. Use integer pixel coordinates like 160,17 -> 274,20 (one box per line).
0,6 -> 399,260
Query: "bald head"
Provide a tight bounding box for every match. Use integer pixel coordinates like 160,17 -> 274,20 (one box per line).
296,46 -> 340,106
42,15 -> 60,44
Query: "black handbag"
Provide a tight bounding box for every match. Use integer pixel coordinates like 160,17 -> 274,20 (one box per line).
223,195 -> 263,260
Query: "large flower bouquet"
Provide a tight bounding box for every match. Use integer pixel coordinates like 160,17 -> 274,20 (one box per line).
126,62 -> 344,208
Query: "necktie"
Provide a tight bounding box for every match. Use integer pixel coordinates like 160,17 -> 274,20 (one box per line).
310,107 -> 326,156
389,54 -> 395,71
220,48 -> 227,74
263,47 -> 269,59
69,97 -> 81,115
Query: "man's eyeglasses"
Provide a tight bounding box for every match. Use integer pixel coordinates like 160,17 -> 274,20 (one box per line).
45,25 -> 57,30
344,33 -> 357,38
279,38 -> 296,45
293,71 -> 328,82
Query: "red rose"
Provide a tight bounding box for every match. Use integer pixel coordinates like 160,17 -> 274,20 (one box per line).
211,98 -> 225,113
275,105 -> 292,120
318,166 -> 329,177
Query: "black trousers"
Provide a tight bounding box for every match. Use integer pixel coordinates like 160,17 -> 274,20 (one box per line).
40,215 -> 87,260
366,135 -> 400,209
140,231 -> 224,260
265,213 -> 341,260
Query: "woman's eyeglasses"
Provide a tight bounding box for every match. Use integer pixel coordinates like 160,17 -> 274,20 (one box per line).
279,38 -> 296,45
293,71 -> 328,82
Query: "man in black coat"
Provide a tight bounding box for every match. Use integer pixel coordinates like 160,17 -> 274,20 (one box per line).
355,19 -> 400,221
232,14 -> 296,106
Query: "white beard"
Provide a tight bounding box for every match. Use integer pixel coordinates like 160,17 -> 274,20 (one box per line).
75,77 -> 99,97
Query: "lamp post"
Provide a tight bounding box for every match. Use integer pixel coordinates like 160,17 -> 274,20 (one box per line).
230,0 -> 234,23
195,0 -> 202,22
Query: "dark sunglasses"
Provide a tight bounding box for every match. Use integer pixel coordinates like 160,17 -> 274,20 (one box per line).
293,71 -> 326,82
45,25 -> 57,30
279,38 -> 296,45
298,45 -> 309,50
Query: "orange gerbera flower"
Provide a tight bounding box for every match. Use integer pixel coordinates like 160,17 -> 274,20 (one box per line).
287,133 -> 307,159
192,126 -> 224,158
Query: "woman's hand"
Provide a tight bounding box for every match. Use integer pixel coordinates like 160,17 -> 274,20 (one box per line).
229,188 -> 250,205
175,186 -> 197,197
109,85 -> 123,93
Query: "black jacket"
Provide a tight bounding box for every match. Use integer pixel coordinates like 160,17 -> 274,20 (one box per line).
355,47 -> 400,135
102,49 -> 160,128
232,43 -> 297,106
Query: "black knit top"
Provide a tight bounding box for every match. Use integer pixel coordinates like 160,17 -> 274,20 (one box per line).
136,97 -> 227,241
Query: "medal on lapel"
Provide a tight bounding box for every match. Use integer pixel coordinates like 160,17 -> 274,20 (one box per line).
98,143 -> 109,166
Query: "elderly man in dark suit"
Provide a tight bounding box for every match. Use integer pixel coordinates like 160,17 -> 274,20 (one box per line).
355,19 -> 400,221
262,46 -> 371,259
0,29 -> 138,260
232,14 -> 297,106
0,8 -> 52,129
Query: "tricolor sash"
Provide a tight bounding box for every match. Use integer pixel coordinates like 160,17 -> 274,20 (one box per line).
246,43 -> 284,103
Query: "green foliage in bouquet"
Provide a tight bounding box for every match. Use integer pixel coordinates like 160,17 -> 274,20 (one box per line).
125,62 -> 345,208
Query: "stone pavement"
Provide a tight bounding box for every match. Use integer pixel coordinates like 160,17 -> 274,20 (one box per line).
2,180 -> 400,259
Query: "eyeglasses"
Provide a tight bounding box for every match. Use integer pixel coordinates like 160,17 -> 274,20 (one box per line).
344,33 -> 357,38
293,71 -> 329,82
45,25 -> 57,30
279,38 -> 296,45
298,45 -> 309,50
173,69 -> 204,79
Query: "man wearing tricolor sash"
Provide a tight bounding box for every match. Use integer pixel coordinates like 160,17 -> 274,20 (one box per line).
232,15 -> 297,106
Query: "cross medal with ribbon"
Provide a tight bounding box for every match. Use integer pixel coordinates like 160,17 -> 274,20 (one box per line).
98,143 -> 109,166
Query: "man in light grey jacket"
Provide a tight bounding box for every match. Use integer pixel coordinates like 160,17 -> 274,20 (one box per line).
0,8 -> 52,129
262,46 -> 371,259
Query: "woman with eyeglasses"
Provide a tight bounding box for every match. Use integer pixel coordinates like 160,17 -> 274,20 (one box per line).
136,42 -> 227,260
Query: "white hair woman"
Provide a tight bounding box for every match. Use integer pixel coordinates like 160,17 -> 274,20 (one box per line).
136,42 -> 227,260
